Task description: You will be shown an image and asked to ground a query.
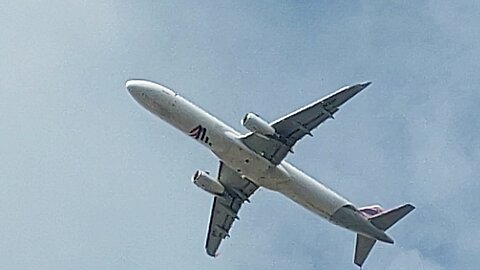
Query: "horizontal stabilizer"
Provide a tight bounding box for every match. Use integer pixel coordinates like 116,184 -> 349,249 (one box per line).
369,203 -> 415,231
354,234 -> 376,267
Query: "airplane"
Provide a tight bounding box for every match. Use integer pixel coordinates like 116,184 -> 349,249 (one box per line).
126,79 -> 414,267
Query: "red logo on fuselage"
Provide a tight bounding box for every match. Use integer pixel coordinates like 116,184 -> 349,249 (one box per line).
189,125 -> 210,144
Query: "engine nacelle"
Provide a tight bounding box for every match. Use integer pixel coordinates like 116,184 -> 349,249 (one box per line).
192,170 -> 225,196
241,112 -> 275,136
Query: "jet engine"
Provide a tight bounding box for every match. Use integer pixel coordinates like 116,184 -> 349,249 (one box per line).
241,112 -> 275,136
192,170 -> 225,196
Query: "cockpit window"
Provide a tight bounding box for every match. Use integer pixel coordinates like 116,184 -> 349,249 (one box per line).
159,86 -> 176,96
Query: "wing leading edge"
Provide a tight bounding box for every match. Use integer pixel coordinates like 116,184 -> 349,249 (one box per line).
205,162 -> 259,256
241,82 -> 371,164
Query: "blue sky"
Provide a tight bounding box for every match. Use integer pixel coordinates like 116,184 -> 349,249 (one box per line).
1,1 -> 479,269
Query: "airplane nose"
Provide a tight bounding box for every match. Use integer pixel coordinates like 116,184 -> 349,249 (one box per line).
126,79 -> 173,118
126,79 -> 150,109
126,80 -> 141,96
126,79 -> 176,100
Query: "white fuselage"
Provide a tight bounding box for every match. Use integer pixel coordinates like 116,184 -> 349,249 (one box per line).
127,80 -> 391,241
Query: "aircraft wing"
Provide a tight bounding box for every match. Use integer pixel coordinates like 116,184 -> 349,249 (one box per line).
205,162 -> 259,256
241,82 -> 371,164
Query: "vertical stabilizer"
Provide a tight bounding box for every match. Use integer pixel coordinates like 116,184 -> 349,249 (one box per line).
353,203 -> 415,267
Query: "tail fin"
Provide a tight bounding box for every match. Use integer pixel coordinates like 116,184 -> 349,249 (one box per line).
354,203 -> 415,267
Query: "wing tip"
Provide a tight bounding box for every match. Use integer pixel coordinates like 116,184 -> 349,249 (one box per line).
206,249 -> 218,257
405,203 -> 416,211
359,81 -> 372,88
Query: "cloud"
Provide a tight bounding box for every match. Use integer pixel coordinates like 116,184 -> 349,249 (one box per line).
1,1 -> 479,269
387,249 -> 445,270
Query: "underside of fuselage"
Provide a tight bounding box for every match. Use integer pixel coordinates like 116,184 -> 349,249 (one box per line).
127,79 -> 377,232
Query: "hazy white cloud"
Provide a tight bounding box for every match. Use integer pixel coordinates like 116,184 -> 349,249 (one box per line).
387,249 -> 445,270
1,1 -> 479,270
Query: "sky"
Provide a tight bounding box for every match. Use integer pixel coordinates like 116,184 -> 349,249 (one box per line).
1,1 -> 479,269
